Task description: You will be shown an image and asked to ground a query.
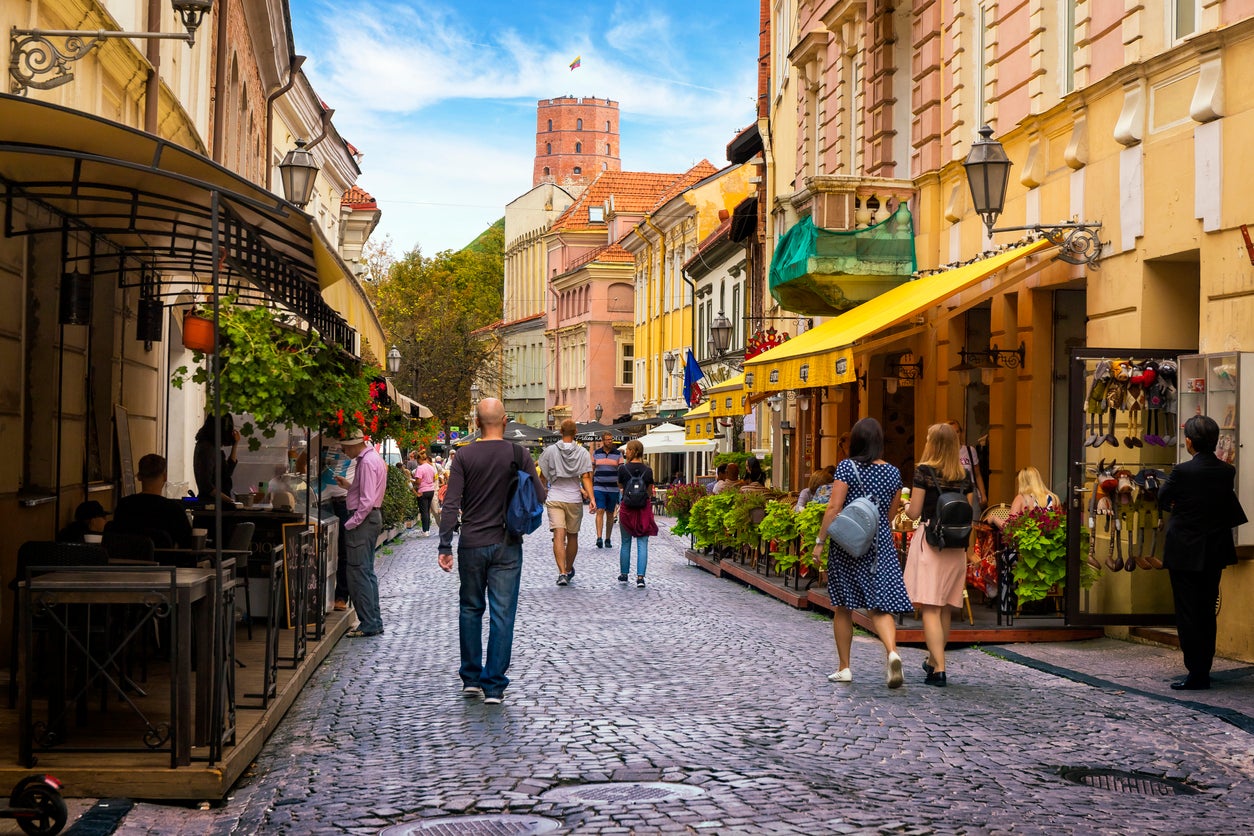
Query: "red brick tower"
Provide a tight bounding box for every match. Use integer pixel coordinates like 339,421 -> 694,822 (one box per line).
533,97 -> 621,187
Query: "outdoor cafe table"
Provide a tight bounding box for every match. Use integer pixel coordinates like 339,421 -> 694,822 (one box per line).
19,566 -> 216,767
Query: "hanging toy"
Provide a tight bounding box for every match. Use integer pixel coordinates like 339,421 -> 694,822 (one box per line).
1104,361 -> 1131,447
1086,360 -> 1112,447
1142,361 -> 1164,445
1096,459 -> 1120,570
1132,468 -> 1166,569
1157,360 -> 1179,445
1124,365 -> 1148,448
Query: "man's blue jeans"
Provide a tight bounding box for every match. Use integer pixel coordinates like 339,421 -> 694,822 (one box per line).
344,509 -> 383,633
457,540 -> 523,697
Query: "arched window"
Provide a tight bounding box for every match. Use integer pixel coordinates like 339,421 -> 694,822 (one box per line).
543,166 -> 550,176
605,120 -> 611,131
576,118 -> 583,130
547,119 -> 553,131
573,166 -> 582,174
546,143 -> 551,154
606,143 -> 611,154
602,162 -> 608,170
575,142 -> 582,153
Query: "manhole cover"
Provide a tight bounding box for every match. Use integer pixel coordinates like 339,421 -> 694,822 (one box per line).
1060,768 -> 1200,796
380,814 -> 562,835
541,781 -> 705,804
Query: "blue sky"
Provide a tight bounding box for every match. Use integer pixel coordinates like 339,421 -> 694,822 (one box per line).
289,0 -> 759,254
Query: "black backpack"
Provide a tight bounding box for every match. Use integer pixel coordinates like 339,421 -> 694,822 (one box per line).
923,468 -> 973,550
622,465 -> 649,509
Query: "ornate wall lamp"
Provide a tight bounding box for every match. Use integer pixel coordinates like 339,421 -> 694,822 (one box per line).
963,125 -> 1104,266
10,0 -> 213,95
949,342 -> 1026,386
884,354 -> 923,395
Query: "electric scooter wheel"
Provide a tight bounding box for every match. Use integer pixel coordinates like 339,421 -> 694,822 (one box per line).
11,777 -> 67,836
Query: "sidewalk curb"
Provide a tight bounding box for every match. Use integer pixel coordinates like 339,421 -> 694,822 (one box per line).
986,646 -> 1254,735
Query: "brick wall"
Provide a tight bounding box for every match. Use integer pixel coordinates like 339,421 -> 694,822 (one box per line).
534,97 -> 621,187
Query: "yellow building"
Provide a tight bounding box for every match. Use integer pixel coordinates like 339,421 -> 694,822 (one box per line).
753,1 -> 1254,659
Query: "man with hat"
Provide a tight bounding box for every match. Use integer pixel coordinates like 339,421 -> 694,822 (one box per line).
334,429 -> 388,638
56,500 -> 109,542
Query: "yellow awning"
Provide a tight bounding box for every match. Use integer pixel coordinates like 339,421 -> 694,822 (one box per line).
706,373 -> 745,418
684,401 -> 713,440
744,239 -> 1052,393
322,277 -> 387,365
682,401 -> 711,420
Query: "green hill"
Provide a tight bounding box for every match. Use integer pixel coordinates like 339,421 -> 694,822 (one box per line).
463,217 -> 505,254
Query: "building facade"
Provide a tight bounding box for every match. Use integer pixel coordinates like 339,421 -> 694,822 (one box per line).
533,96 -> 621,188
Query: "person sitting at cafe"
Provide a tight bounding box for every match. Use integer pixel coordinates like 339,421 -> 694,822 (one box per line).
56,500 -> 109,542
111,453 -> 193,548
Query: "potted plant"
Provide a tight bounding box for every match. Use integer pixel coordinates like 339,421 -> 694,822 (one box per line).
182,308 -> 216,353
666,483 -> 709,537
1002,506 -> 1069,604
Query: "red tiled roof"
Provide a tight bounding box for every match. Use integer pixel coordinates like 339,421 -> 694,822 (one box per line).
596,243 -> 634,264
551,170 -> 686,232
342,185 -> 377,209
650,160 -> 719,211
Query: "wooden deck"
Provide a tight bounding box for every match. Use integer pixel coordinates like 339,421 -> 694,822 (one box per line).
0,610 -> 350,800
685,549 -> 1105,645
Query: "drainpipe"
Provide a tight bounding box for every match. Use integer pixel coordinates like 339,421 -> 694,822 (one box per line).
304,106 -> 336,152
630,223 -> 658,411
143,0 -> 161,134
265,56 -> 305,191
211,0 -> 229,161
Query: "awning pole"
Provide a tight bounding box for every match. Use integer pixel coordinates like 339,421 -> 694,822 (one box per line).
209,190 -> 224,766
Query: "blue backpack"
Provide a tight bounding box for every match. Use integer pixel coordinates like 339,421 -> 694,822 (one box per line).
506,451 -> 544,537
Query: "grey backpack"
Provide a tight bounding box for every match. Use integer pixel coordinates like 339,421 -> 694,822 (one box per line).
825,464 -> 878,557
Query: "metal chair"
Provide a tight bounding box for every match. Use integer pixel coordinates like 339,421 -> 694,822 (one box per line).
226,523 -> 257,639
9,541 -> 108,708
100,531 -> 157,564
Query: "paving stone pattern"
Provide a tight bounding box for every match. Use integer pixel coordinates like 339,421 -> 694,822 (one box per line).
107,517 -> 1254,834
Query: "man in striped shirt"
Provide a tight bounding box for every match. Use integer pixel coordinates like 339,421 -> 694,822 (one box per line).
591,432 -> 624,549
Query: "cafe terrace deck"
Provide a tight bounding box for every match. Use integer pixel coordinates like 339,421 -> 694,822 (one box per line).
0,607 -> 350,801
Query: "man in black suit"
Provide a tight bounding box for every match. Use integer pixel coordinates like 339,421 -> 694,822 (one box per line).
1157,415 -> 1247,690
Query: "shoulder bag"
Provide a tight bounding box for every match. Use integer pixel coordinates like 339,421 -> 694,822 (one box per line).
826,463 -> 878,557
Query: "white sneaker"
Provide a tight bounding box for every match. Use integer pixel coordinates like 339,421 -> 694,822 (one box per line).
462,686 -> 483,698
483,694 -> 504,705
886,652 -> 904,689
827,668 -> 853,683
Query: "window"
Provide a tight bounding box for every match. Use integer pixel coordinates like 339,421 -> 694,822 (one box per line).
618,342 -> 634,386
543,166 -> 550,176
573,166 -> 581,174
602,162 -> 608,170
576,118 -> 583,130
606,143 -> 611,154
575,142 -> 582,153
546,142 -> 551,154
605,120 -> 610,131
1060,1 -> 1076,95
1172,0 -> 1198,40
588,206 -> 604,223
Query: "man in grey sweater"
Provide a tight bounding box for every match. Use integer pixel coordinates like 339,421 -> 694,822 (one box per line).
537,419 -> 594,585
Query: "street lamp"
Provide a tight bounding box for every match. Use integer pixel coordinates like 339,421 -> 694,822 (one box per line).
10,0 -> 214,94
470,383 -> 480,403
386,346 -> 401,375
279,140 -> 320,208
962,124 -> 1103,266
594,403 -> 603,422
663,352 -> 676,376
710,311 -> 733,354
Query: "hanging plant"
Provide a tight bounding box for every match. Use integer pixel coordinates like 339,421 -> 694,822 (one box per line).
1003,506 -> 1069,603
172,297 -> 372,449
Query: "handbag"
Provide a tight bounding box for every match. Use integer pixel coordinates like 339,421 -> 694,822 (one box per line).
826,464 -> 878,557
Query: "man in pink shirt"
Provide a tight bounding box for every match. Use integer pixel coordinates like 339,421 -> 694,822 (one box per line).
335,429 -> 388,637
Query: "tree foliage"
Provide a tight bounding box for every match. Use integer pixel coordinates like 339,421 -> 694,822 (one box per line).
370,223 -> 505,432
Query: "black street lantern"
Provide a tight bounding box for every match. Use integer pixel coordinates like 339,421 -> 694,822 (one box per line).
962,125 -> 1013,234
279,139 -> 320,208
710,311 -> 733,354
663,351 -> 676,376
171,0 -> 214,42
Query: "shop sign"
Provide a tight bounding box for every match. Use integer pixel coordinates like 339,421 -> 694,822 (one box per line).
769,369 -> 779,384
799,363 -> 810,382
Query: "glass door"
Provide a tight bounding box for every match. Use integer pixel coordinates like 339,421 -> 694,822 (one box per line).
1065,347 -> 1195,625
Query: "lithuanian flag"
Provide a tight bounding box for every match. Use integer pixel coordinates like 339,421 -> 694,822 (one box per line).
569,55 -> 581,71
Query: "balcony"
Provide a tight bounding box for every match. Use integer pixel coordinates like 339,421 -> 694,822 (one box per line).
771,176 -> 917,315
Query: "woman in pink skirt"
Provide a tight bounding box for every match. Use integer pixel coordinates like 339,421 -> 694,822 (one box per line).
903,423 -> 973,686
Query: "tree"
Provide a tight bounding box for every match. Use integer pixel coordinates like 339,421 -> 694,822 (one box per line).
372,223 -> 505,437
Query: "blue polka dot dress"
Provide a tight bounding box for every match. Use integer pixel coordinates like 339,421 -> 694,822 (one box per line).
826,459 -> 913,614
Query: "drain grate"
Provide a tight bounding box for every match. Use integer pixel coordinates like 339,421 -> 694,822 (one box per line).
1060,767 -> 1200,796
379,814 -> 561,835
541,781 -> 705,805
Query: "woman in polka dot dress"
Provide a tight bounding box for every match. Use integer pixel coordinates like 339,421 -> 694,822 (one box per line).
812,418 -> 913,689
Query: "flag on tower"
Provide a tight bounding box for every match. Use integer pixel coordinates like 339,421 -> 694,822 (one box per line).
569,55 -> 581,71
683,349 -> 705,407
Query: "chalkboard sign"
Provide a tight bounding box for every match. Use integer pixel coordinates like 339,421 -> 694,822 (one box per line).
281,523 -> 316,629
114,404 -> 135,496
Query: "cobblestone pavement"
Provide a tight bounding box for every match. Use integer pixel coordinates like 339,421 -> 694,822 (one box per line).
100,515 -> 1253,835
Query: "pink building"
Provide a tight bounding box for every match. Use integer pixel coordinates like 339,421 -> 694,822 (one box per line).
545,168 -> 711,427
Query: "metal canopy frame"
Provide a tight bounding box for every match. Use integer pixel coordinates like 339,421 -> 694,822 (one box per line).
0,94 -> 355,350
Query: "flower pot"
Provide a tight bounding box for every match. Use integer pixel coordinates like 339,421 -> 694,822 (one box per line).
182,311 -> 216,353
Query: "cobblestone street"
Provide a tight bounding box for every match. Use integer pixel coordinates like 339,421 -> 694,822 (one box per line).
100,516 -> 1254,835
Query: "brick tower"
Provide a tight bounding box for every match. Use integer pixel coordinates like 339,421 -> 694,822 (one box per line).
533,97 -> 621,187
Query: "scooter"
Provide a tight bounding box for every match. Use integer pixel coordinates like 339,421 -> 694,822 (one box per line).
0,775 -> 67,835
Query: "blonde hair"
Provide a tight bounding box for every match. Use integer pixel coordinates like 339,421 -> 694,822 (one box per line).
1016,466 -> 1057,508
808,469 -> 834,491
917,423 -> 966,482
622,439 -> 644,461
